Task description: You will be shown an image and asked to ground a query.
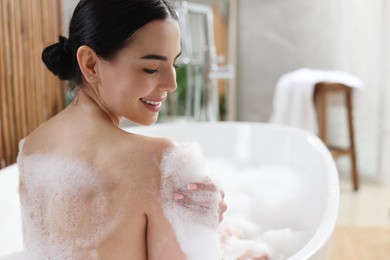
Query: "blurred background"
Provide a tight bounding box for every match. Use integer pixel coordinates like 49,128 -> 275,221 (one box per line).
1,0 -> 390,258
3,0 -> 388,183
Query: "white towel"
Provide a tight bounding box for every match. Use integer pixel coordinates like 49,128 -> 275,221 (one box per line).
268,68 -> 364,134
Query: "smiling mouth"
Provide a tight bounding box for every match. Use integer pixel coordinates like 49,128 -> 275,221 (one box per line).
140,98 -> 162,107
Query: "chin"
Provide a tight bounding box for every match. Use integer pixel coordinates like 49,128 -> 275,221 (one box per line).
143,121 -> 156,126
129,116 -> 158,127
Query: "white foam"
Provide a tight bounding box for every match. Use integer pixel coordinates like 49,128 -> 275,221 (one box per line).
17,153 -> 123,259
13,143 -> 317,259
208,158 -> 316,259
0,250 -> 41,260
160,142 -> 221,259
222,236 -> 273,260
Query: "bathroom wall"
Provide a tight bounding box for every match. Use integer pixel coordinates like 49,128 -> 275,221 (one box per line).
382,0 -> 390,183
237,0 -> 337,121
61,0 -> 389,182
237,0 -> 388,182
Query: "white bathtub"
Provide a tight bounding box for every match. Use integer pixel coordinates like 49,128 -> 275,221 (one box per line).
0,122 -> 339,259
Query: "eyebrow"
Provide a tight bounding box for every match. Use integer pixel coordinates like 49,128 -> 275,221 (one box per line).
140,51 -> 182,61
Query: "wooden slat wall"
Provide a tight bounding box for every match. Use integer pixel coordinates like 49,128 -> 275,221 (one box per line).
0,0 -> 65,168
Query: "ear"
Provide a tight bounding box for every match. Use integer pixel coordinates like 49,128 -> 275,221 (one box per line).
76,45 -> 98,83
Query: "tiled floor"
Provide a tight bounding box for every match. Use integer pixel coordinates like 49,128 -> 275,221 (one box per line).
337,177 -> 390,227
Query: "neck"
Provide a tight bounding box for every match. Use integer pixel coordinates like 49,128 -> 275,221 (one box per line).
71,86 -> 121,127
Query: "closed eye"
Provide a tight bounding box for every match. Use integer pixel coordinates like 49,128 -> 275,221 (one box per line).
143,68 -> 159,74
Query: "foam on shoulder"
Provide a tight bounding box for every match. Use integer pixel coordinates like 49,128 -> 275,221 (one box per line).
160,142 -> 221,259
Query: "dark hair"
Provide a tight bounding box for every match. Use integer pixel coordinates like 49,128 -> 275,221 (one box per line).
42,0 -> 178,85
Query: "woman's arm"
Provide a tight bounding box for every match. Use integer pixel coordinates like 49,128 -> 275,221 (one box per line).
146,208 -> 186,260
145,138 -> 223,259
144,138 -> 187,260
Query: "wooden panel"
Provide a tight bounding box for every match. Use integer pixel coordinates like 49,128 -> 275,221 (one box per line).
0,1 -> 5,167
0,0 -> 65,169
1,0 -> 14,166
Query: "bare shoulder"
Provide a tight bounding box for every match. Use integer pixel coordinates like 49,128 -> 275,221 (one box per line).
118,128 -> 178,162
116,130 -> 186,259
18,113 -> 66,156
104,128 -> 179,183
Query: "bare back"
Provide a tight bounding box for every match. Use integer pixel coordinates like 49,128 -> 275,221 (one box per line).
17,104 -> 185,259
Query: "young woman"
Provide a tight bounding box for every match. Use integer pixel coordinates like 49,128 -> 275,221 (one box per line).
17,0 -> 226,259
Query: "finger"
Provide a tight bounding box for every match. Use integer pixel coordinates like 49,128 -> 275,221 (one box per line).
174,192 -> 216,207
173,192 -> 191,203
176,201 -> 213,215
219,213 -> 224,222
219,201 -> 227,213
238,252 -> 269,260
187,182 -> 217,192
219,201 -> 227,222
220,189 -> 225,199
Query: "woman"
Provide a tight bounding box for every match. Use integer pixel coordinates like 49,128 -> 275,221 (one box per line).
17,0 -> 226,259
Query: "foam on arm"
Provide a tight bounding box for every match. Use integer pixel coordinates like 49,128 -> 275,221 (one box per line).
159,142 -> 221,260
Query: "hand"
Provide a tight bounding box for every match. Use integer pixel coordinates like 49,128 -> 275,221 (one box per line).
174,183 -> 227,223
237,251 -> 269,260
218,188 -> 227,222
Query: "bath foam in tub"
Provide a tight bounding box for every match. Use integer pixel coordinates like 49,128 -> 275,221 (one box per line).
160,142 -> 221,260
208,159 -> 315,259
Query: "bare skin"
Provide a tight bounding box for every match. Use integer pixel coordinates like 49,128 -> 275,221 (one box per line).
19,19 -> 188,259
20,91 -> 189,259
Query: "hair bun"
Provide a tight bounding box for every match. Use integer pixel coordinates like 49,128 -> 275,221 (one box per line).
58,36 -> 70,52
41,36 -> 75,81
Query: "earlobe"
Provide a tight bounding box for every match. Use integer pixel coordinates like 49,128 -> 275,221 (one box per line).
77,45 -> 98,82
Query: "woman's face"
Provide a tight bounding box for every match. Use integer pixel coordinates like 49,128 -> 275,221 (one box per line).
95,18 -> 181,125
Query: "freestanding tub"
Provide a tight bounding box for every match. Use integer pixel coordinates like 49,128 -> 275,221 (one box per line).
0,122 -> 339,259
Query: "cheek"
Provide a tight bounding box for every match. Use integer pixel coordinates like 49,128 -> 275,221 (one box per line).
105,78 -> 145,107
98,75 -> 130,108
99,68 -> 155,108
110,82 -> 137,105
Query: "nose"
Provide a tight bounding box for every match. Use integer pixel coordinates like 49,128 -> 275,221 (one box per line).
158,67 -> 177,93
